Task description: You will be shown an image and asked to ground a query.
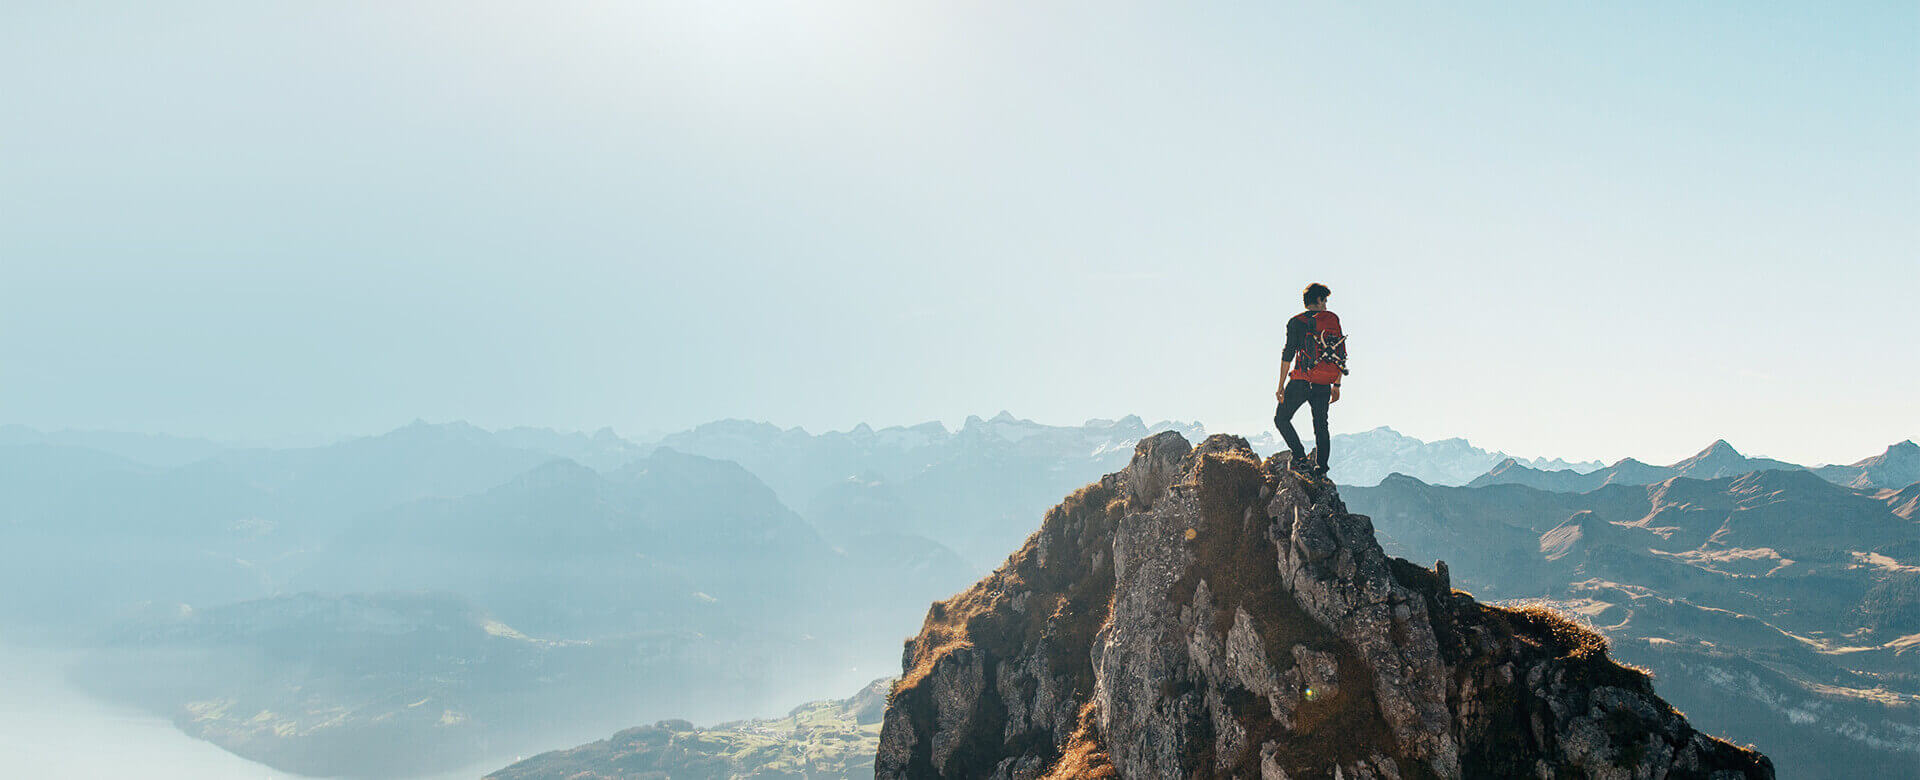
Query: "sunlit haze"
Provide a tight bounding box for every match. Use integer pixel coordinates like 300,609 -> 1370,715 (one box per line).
4,1 -> 1914,465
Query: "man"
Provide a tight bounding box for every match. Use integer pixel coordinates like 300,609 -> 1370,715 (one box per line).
1275,282 -> 1346,478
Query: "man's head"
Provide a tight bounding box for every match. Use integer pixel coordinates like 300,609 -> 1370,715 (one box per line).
1302,283 -> 1331,310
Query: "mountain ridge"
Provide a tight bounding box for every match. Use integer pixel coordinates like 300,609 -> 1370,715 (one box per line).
1471,438 -> 1920,493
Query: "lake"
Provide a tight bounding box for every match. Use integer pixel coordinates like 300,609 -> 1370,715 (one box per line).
0,644 -> 503,780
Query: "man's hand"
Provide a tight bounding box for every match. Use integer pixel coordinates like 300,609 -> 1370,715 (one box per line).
1275,386 -> 1286,403
1330,385 -> 1341,404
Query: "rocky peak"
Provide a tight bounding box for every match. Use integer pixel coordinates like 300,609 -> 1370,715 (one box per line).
1812,439 -> 1920,490
1676,439 -> 1742,469
1859,439 -> 1920,478
877,431 -> 1771,779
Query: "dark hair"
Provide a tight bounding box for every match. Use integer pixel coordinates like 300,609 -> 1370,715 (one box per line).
1302,283 -> 1331,307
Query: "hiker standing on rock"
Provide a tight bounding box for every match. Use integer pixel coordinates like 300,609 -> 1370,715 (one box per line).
1275,282 -> 1347,478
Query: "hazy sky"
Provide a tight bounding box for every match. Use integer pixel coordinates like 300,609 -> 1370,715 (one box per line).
3,2 -> 1914,465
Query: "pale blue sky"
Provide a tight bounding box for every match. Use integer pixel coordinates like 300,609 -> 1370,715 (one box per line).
2,1 -> 1914,465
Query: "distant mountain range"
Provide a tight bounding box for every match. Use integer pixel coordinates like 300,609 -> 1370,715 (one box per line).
0,424 -> 229,468
660,417 -> 1615,567
656,412 -> 1207,568
1247,425 -> 1606,486
1471,438 -> 1920,493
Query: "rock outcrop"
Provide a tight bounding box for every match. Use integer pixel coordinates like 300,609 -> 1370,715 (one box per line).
877,432 -> 1773,779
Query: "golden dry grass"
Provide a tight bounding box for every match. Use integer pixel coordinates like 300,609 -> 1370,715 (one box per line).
1040,702 -> 1116,779
1492,601 -> 1655,692
893,480 -> 1120,703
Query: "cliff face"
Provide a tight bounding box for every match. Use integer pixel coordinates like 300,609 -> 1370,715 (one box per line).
876,432 -> 1773,779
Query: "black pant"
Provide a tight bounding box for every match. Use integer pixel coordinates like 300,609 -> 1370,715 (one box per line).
1274,378 -> 1331,469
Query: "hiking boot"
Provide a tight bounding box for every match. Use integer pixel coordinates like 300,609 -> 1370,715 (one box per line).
1286,453 -> 1318,481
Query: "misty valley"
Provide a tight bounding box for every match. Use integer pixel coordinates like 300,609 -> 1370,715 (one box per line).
0,418 -> 1915,778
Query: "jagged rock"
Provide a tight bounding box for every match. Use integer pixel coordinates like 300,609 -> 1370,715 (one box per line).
878,432 -> 1772,779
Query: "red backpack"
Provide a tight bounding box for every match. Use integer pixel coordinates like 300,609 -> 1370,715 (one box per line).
1291,311 -> 1348,384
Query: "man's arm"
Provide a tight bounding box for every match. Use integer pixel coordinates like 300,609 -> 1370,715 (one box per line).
1277,315 -> 1304,401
